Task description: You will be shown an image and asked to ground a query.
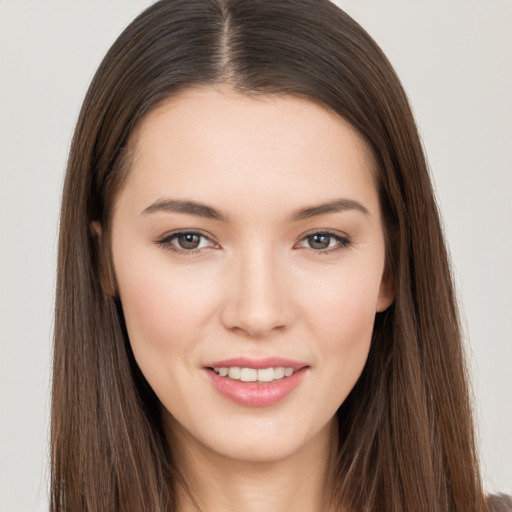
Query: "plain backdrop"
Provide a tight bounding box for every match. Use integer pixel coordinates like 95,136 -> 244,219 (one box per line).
1,1 -> 511,510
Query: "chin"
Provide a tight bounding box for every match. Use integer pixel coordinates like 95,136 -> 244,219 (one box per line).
164,406 -> 335,466
210,432 -> 310,463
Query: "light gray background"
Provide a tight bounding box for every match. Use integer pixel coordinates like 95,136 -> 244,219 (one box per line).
1,1 -> 511,510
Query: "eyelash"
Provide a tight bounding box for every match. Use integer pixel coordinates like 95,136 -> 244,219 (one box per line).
155,230 -> 351,255
296,230 -> 351,254
156,230 -> 217,255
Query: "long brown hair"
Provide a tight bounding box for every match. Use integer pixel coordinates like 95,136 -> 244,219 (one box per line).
52,0 -> 489,510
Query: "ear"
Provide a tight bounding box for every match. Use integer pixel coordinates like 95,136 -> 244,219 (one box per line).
90,221 -> 102,239
376,270 -> 394,313
90,221 -> 117,296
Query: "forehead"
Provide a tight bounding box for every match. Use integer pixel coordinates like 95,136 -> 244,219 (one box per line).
118,86 -> 379,218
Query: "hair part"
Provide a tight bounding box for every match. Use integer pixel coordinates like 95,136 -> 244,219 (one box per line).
52,1 -> 489,510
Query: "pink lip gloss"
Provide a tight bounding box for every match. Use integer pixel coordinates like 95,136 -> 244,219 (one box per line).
203,357 -> 309,407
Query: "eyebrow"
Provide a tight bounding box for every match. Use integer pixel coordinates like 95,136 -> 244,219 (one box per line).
291,199 -> 369,221
141,197 -> 369,222
141,198 -> 228,222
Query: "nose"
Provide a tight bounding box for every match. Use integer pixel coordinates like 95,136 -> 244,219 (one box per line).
220,245 -> 293,338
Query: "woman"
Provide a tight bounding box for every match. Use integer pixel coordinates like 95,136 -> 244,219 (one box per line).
51,0 -> 508,510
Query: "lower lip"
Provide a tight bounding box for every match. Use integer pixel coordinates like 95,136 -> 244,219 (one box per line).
205,367 -> 308,407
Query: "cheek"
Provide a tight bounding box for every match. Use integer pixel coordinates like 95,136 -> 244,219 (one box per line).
303,266 -> 381,343
297,263 -> 382,392
114,256 -> 219,381
313,287 -> 375,333
317,293 -> 375,388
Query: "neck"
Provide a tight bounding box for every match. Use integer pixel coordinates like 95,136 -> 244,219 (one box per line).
167,417 -> 339,512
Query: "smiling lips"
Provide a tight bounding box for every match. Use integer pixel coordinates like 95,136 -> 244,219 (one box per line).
204,358 -> 309,407
213,366 -> 296,382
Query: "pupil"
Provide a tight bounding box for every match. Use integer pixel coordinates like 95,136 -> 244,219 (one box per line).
178,234 -> 200,250
309,234 -> 330,250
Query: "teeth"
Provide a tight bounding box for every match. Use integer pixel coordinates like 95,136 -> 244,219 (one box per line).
273,367 -> 285,380
257,367 -> 275,382
228,367 -> 241,380
212,366 -> 296,382
240,368 -> 257,382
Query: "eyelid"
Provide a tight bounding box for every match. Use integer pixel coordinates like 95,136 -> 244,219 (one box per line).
155,228 -> 351,255
294,229 -> 351,253
155,229 -> 219,254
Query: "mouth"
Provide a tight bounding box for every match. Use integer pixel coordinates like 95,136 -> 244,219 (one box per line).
203,358 -> 309,407
209,366 -> 297,382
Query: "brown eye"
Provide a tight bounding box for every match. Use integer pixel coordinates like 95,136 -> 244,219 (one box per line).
176,233 -> 202,250
157,231 -> 214,252
297,231 -> 351,252
307,234 -> 331,250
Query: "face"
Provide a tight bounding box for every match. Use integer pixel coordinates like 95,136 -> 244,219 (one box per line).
108,87 -> 393,463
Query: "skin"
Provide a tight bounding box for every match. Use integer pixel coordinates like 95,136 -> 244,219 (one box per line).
105,86 -> 393,512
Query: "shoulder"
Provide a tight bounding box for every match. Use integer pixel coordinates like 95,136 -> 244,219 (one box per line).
487,494 -> 512,512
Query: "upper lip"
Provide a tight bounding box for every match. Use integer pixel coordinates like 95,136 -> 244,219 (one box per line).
204,357 -> 309,370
